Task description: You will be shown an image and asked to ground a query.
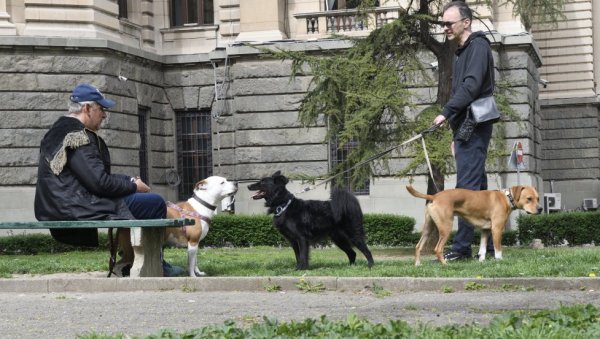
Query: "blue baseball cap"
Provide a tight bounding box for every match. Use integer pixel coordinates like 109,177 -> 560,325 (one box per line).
70,84 -> 115,109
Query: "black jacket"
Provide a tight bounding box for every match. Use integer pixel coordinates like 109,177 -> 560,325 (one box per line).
34,116 -> 136,246
441,31 -> 495,132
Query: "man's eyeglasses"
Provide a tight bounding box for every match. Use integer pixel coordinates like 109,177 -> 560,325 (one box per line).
439,18 -> 466,28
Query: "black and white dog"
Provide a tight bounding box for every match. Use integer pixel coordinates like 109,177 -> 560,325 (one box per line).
248,171 -> 374,270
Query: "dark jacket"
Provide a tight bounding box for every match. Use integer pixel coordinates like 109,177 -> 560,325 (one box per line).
441,31 -> 495,132
34,116 -> 136,246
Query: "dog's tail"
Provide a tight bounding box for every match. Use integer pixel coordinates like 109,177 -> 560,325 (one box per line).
420,221 -> 440,254
330,189 -> 363,225
406,185 -> 434,201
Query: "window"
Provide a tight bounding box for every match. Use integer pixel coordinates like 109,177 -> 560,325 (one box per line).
118,0 -> 128,19
175,111 -> 213,200
170,0 -> 214,27
138,107 -> 149,183
330,138 -> 370,195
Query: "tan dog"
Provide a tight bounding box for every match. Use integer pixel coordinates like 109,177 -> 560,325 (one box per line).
406,185 -> 541,265
165,176 -> 238,277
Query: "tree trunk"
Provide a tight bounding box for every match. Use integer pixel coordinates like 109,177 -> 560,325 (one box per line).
426,39 -> 458,195
437,40 -> 457,106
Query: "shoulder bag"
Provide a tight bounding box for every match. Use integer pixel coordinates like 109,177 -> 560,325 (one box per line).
470,95 -> 500,124
469,61 -> 501,124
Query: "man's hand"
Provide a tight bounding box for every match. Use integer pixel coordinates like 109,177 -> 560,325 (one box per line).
133,178 -> 151,193
433,114 -> 446,126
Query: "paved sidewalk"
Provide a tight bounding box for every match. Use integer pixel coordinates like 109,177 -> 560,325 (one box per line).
1,274 -> 598,338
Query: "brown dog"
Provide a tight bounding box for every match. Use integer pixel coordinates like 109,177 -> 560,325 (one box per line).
406,185 -> 541,265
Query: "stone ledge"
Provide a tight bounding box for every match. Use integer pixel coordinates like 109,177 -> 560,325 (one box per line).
1,276 -> 598,293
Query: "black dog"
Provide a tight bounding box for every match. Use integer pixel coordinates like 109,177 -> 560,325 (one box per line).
248,171 -> 374,270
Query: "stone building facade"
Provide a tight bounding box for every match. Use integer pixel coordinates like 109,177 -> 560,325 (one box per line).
0,1 -> 595,227
532,0 -> 600,210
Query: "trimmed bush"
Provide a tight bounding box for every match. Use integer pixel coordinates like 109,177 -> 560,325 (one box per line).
204,214 -> 287,247
1,212 -> 529,254
517,211 -> 600,246
363,214 -> 417,246
205,213 -> 417,247
0,232 -> 109,255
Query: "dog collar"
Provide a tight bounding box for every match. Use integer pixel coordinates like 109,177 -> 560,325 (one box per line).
167,201 -> 212,225
503,189 -> 517,210
274,198 -> 294,217
193,195 -> 217,211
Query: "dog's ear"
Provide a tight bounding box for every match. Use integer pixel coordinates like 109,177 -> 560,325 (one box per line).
512,186 -> 524,202
195,180 -> 208,190
272,171 -> 288,185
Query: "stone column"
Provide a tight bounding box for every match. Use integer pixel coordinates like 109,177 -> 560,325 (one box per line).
235,0 -> 286,42
129,227 -> 165,277
0,0 -> 16,35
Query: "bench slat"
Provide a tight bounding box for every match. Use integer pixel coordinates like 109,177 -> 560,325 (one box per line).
0,218 -> 195,229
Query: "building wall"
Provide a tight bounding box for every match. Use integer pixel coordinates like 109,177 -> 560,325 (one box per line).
533,0 -> 595,99
531,0 -> 600,211
0,39 -> 179,221
168,39 -> 543,229
0,36 -> 543,229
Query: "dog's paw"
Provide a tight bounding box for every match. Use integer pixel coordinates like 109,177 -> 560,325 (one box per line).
193,269 -> 207,277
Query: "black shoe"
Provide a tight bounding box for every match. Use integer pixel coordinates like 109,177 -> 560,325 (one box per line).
443,251 -> 471,261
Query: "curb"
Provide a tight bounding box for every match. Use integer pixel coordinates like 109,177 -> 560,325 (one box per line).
1,276 -> 598,293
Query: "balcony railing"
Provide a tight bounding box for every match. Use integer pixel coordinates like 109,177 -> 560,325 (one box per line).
295,6 -> 403,37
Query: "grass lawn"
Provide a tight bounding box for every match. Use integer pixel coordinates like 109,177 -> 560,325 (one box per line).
3,245 -> 599,338
78,304 -> 600,339
1,245 -> 598,278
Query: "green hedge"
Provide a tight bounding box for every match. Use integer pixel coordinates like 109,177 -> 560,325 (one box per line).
517,211 -> 600,246
1,212 -> 541,255
205,213 -> 519,247
0,232 -> 110,255
204,213 -> 417,247
204,214 -> 287,247
363,214 -> 417,246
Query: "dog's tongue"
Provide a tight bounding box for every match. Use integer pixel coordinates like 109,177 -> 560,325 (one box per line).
251,191 -> 265,200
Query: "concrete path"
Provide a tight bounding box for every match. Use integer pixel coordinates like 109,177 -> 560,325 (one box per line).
1,273 -> 598,338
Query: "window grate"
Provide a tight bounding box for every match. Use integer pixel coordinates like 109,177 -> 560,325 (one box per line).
138,108 -> 149,183
330,138 -> 370,195
176,111 -> 212,200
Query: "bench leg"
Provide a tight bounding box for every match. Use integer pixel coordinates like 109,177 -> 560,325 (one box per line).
129,227 -> 164,277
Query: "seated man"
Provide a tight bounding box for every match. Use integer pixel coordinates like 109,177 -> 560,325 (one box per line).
34,83 -> 182,277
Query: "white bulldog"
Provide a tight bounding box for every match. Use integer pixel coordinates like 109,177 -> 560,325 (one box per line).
165,176 -> 238,276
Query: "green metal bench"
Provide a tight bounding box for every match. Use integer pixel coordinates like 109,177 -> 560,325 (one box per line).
0,218 -> 195,278
0,219 -> 194,229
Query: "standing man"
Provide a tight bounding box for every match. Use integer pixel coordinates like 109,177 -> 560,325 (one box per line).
433,1 -> 496,260
34,83 -> 183,276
